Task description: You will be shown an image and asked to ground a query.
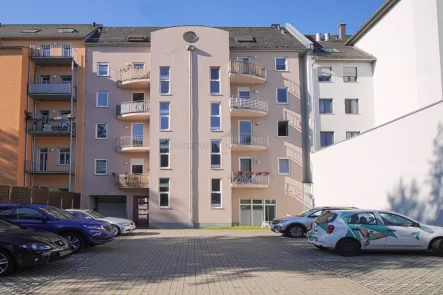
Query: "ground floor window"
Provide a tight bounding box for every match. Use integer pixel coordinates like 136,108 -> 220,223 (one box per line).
240,199 -> 276,226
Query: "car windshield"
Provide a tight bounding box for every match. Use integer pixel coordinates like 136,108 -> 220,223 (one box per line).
39,206 -> 74,220
296,209 -> 318,217
0,219 -> 21,231
86,210 -> 106,219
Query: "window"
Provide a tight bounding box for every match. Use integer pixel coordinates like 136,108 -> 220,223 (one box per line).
40,75 -> 50,84
237,57 -> 250,62
240,199 -> 276,226
379,212 -> 414,227
132,92 -> 145,102
160,139 -> 170,169
211,179 -> 222,208
62,44 -> 72,57
275,57 -> 287,71
96,91 -> 108,107
211,140 -> 221,169
278,121 -> 289,137
343,67 -> 357,82
57,28 -> 77,33
160,102 -> 170,131
238,87 -> 251,99
318,67 -> 332,82
41,44 -> 51,57
61,75 -> 72,83
160,67 -> 170,94
346,131 -> 360,139
22,29 -> 41,33
278,158 -> 290,175
159,178 -> 170,208
97,63 -> 109,76
133,63 -> 145,69
345,99 -> 359,114
132,165 -> 143,174
58,148 -> 70,165
95,159 -> 107,175
210,67 -> 221,94
276,88 -> 288,104
96,123 -> 108,139
347,213 -> 378,225
308,210 -> 323,218
320,132 -> 334,147
210,103 -> 221,131
319,99 -> 333,114
0,207 -> 16,219
16,207 -> 45,220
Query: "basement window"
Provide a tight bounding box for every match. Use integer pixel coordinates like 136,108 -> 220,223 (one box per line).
22,29 -> 41,33
57,28 -> 78,33
235,35 -> 256,43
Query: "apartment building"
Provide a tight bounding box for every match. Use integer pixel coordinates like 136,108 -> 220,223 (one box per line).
0,24 -> 100,191
82,25 -> 311,227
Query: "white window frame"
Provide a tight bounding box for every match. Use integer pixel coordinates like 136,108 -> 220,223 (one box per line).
238,87 -> 251,99
94,159 -> 107,175
97,62 -> 109,77
275,57 -> 288,71
96,91 -> 109,108
278,158 -> 290,175
159,139 -> 170,169
320,131 -> 334,147
276,87 -> 289,104
211,139 -> 222,169
160,66 -> 170,95
343,67 -> 358,82
210,67 -> 221,95
210,102 -> 221,131
346,131 -> 360,139
130,159 -> 144,175
132,63 -> 145,69
132,92 -> 145,102
277,120 -> 289,137
211,179 -> 222,208
237,56 -> 251,62
318,67 -> 332,82
345,99 -> 359,114
319,99 -> 333,114
239,199 -> 277,226
159,102 -> 170,131
57,148 -> 70,166
159,178 -> 170,209
95,123 -> 108,140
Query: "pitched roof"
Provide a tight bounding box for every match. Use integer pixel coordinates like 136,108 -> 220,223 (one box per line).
0,24 -> 101,39
305,35 -> 376,61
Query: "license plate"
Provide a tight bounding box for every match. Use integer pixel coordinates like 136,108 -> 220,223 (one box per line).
59,250 -> 71,257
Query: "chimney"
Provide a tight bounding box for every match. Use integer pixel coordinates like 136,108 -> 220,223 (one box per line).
338,23 -> 346,40
92,22 -> 96,27
324,33 -> 330,42
315,33 -> 322,42
271,24 -> 281,30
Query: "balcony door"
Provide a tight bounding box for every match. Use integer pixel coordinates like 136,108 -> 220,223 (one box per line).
131,123 -> 144,147
238,120 -> 252,144
59,110 -> 70,130
239,158 -> 252,183
62,44 -> 72,57
41,44 -> 51,57
37,148 -> 48,172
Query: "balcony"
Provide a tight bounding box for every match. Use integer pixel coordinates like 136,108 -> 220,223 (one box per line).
230,133 -> 268,151
230,97 -> 267,117
229,60 -> 266,84
115,136 -> 149,153
231,172 -> 269,189
116,68 -> 150,89
27,119 -> 76,137
114,174 -> 149,189
28,83 -> 75,101
116,101 -> 150,120
25,160 -> 75,175
30,44 -> 78,66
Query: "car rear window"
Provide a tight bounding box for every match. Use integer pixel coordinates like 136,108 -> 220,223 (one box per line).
316,212 -> 337,224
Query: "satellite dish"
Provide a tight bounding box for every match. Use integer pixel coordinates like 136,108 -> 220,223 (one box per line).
183,31 -> 199,43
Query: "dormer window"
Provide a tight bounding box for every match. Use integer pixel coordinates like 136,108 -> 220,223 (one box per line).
235,35 -> 256,43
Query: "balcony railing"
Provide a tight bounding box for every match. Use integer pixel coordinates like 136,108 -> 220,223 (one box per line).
29,83 -> 72,94
115,136 -> 149,151
27,119 -> 76,136
230,133 -> 268,147
231,172 -> 269,186
230,97 -> 267,113
230,60 -> 266,78
114,174 -> 149,189
116,101 -> 150,117
117,68 -> 150,84
30,44 -> 78,64
25,160 -> 75,174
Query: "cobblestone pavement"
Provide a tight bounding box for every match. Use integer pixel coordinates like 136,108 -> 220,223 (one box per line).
1,230 -> 443,295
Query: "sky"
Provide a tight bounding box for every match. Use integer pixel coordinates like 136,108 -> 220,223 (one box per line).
0,0 -> 385,34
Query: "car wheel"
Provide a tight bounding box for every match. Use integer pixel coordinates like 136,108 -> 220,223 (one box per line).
431,239 -> 443,257
314,245 -> 326,250
336,238 -> 361,257
286,225 -> 305,238
0,250 -> 15,276
62,232 -> 85,253
112,225 -> 121,236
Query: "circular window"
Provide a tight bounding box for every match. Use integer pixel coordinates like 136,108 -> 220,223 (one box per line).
183,31 -> 199,43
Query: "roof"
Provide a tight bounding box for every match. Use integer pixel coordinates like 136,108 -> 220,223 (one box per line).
0,24 -> 101,39
86,26 -> 308,50
305,35 -> 376,61
346,0 -> 400,45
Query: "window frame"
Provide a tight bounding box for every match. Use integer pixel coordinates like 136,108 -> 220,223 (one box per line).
211,179 -> 222,209
237,87 -> 251,99
159,139 -> 170,169
159,102 -> 170,131
345,99 -> 359,114
276,87 -> 289,104
319,99 -> 333,114
237,57 -> 251,62
159,178 -> 170,209
347,212 -> 378,225
346,131 -> 360,139
95,123 -> 108,140
277,120 -> 289,137
94,159 -> 107,176
97,62 -> 109,77
320,131 -> 334,147
318,67 -> 332,82
96,91 -> 109,108
379,212 -> 415,227
210,67 -> 221,95
16,207 -> 45,220
278,158 -> 290,175
210,102 -> 221,131
57,148 -> 70,166
275,57 -> 288,71
210,139 -> 222,169
343,67 -> 358,82
132,63 -> 145,69
159,66 -> 170,95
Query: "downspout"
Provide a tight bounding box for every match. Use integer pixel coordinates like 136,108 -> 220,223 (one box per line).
24,49 -> 31,186
68,59 -> 74,192
74,59 -> 79,191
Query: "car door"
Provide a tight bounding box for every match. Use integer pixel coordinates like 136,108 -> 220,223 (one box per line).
15,207 -> 50,231
378,212 -> 424,249
344,212 -> 387,249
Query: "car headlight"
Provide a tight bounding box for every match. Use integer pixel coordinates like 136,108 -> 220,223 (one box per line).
21,242 -> 52,251
119,223 -> 131,226
83,225 -> 103,230
274,220 -> 289,224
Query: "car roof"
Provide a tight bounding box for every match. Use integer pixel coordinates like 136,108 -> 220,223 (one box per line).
66,209 -> 90,212
0,204 -> 50,208
315,206 -> 357,210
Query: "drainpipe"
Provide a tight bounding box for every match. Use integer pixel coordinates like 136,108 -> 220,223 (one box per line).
24,50 -> 31,186
68,59 -> 74,192
74,58 -> 79,191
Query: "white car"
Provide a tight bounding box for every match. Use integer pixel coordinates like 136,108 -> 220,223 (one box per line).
66,209 -> 136,235
307,209 -> 443,257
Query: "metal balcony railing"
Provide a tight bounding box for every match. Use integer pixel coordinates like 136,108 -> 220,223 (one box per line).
116,101 -> 150,117
231,172 -> 270,186
114,174 -> 149,188
230,60 -> 266,78
30,44 -> 78,62
29,83 -> 72,95
25,160 -> 75,174
230,97 -> 267,112
115,136 -> 149,150
230,133 -> 268,147
117,68 -> 150,84
27,119 -> 76,135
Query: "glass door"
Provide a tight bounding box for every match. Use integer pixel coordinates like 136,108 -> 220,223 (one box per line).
37,148 -> 48,172
133,196 -> 149,228
132,124 -> 144,147
239,120 -> 252,144
239,158 -> 252,183
62,44 -> 72,57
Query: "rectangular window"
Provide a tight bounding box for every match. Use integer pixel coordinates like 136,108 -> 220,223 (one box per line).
346,131 -> 360,139
211,179 -> 222,208
211,140 -> 221,169
160,102 -> 170,131
275,57 -> 288,71
278,158 -> 290,175
94,159 -> 107,175
319,99 -> 333,114
237,57 -> 250,62
238,87 -> 251,99
210,67 -> 221,94
276,88 -> 288,104
97,63 -> 109,76
58,148 -> 70,165
318,67 -> 332,82
159,178 -> 170,208
160,67 -> 170,94
95,123 -> 108,139
96,91 -> 108,107
132,165 -> 143,174
210,102 -> 221,131
133,63 -> 145,69
343,67 -> 357,82
40,75 -> 50,84
132,92 -> 145,102
320,132 -> 334,147
345,99 -> 359,114
159,139 -> 170,169
278,121 -> 289,137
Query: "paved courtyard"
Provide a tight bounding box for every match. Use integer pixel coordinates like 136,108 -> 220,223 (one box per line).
1,230 -> 443,295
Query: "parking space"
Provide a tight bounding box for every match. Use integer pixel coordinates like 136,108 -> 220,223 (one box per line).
3,230 -> 443,295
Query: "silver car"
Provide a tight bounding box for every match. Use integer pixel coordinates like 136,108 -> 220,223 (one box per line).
270,206 -> 356,238
66,209 -> 136,236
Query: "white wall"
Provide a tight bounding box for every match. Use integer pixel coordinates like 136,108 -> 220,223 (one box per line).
311,101 -> 443,225
355,0 -> 443,126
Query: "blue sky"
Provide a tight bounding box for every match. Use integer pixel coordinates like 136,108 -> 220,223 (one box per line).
0,0 -> 384,34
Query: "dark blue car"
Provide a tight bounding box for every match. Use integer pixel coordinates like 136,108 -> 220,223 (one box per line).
0,204 -> 116,253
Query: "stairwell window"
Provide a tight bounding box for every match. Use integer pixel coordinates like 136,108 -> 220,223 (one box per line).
94,159 -> 107,175
210,102 -> 221,131
160,67 -> 170,94
159,178 -> 170,208
160,102 -> 170,131
211,140 -> 221,169
210,67 -> 221,94
343,67 -> 357,82
96,91 -> 108,107
160,139 -> 170,169
345,99 -> 359,114
97,63 -> 109,76
58,148 -> 70,166
211,179 -> 222,208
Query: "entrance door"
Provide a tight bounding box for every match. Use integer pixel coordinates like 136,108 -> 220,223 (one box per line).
133,196 -> 149,227
132,123 -> 144,147
239,121 -> 252,145
37,148 -> 48,171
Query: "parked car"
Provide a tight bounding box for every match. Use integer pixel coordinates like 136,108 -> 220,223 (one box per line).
0,204 -> 116,253
270,206 -> 357,238
307,209 -> 443,257
66,209 -> 136,235
0,219 -> 71,276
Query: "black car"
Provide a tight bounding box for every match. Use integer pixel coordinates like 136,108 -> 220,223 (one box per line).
0,219 -> 71,276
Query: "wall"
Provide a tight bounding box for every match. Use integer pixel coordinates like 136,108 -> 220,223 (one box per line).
311,101 -> 443,225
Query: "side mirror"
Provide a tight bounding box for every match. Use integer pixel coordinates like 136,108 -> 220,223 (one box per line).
413,222 -> 420,228
85,216 -> 92,219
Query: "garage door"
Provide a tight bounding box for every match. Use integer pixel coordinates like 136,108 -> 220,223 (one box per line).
98,201 -> 127,218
